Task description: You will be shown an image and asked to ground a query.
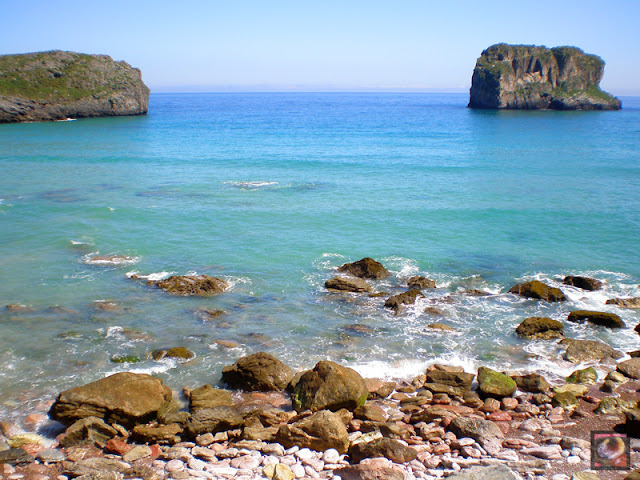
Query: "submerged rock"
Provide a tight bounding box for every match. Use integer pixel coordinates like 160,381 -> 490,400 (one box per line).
153,275 -> 228,296
325,276 -> 372,293
338,257 -> 390,280
151,347 -> 196,362
508,280 -> 566,302
407,276 -> 436,290
563,275 -> 603,291
606,297 -> 640,309
515,316 -> 564,339
384,289 -> 424,314
221,352 -> 294,392
561,338 -> 623,363
468,44 -> 621,110
567,310 -> 625,328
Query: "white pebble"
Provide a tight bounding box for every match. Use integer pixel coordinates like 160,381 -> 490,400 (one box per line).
295,448 -> 315,460
262,455 -> 280,465
165,459 -> 185,473
551,475 -> 570,480
291,463 -> 306,478
285,445 -> 300,455
304,466 -> 320,478
322,448 -> 340,464
566,455 -> 581,464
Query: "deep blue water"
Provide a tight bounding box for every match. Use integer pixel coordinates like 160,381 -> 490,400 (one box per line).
0,93 -> 639,420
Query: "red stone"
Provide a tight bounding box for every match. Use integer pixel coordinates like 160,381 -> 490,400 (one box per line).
149,444 -> 162,459
495,421 -> 510,435
487,411 -> 512,422
105,438 -> 131,456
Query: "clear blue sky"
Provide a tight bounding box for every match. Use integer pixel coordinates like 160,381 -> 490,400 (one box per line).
3,0 -> 639,94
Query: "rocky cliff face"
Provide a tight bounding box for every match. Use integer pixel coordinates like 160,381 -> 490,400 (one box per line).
0,50 -> 149,123
468,44 -> 621,110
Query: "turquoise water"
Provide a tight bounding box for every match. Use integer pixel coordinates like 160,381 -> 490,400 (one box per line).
1,93 -> 639,420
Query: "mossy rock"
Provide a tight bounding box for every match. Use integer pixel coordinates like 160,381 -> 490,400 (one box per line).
151,347 -> 195,362
110,355 -> 142,364
508,280 -> 566,302
515,317 -> 564,339
553,384 -> 588,397
566,367 -> 597,385
477,367 -> 516,398
551,391 -> 578,409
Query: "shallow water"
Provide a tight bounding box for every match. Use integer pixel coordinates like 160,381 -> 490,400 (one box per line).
1,93 -> 639,420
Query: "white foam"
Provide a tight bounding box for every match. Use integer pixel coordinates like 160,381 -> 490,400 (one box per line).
226,181 -> 279,189
348,353 -> 479,381
70,240 -> 94,246
126,270 -> 174,281
82,252 -> 140,266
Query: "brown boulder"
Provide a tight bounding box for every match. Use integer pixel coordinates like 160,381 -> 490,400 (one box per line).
151,347 -> 195,361
335,458 -> 405,480
562,276 -> 603,291
510,373 -> 550,393
132,423 -> 182,445
561,338 -> 623,363
276,410 -> 350,453
477,367 -> 516,398
617,358 -> 640,379
153,275 -> 228,296
384,290 -> 424,314
508,280 -> 566,302
292,360 -> 368,412
449,416 -> 504,455
349,437 -> 417,463
426,370 -> 474,388
338,258 -> 390,280
607,297 -> 640,309
185,406 -> 243,437
515,317 -> 564,339
325,276 -> 372,293
189,385 -> 234,412
567,310 -> 625,328
407,276 -> 436,289
58,417 -> 118,448
49,372 -> 173,428
221,352 -> 294,392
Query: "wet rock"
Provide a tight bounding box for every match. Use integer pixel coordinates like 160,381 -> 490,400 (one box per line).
325,276 -> 372,293
276,410 -> 350,453
58,416 -> 118,448
151,347 -> 195,361
426,323 -> 457,331
426,370 -> 474,388
424,306 -> 445,316
49,372 -> 173,428
344,324 -> 375,335
508,280 -> 566,302
349,437 -> 417,463
197,308 -> 226,320
153,275 -> 228,296
64,457 -> 131,478
36,448 -> 66,463
338,258 -> 390,280
221,352 -> 294,392
552,392 -> 578,409
560,338 -> 623,363
563,276 -> 603,291
567,310 -> 625,328
291,360 -> 368,412
5,304 -> 35,312
384,289 -> 424,314
189,384 -> 233,412
0,448 -> 34,465
617,358 -> 640,379
354,404 -> 387,423
465,289 -> 491,296
567,367 -> 597,385
515,317 -> 564,339
607,297 -> 640,309
185,406 -> 243,437
364,379 -> 395,399
511,373 -> 550,393
595,397 -> 637,415
407,276 -> 436,289
449,416 -> 504,455
132,423 -> 182,444
477,366 -> 516,398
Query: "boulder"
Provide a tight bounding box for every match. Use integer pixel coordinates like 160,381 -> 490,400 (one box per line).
221,352 -> 293,392
132,423 -> 182,444
49,372 -> 173,427
477,367 -> 516,398
325,276 -> 372,293
189,385 -> 234,412
425,370 -> 474,388
515,317 -> 564,339
276,410 -> 350,453
349,437 -> 417,463
449,417 -> 504,455
560,338 -> 623,363
365,379 -> 396,399
151,347 -> 195,361
153,275 -> 228,296
607,297 -> 640,309
552,392 -> 578,409
407,276 -> 436,289
384,289 -> 424,314
185,406 -> 243,437
595,397 -> 637,415
338,258 -> 390,280
508,280 -> 566,302
58,417 -> 118,448
617,358 -> 640,379
566,367 -> 597,385
567,310 -> 625,328
292,360 -> 368,412
354,404 -> 388,423
563,276 -> 603,291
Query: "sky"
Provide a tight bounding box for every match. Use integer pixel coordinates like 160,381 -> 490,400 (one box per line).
2,1 -> 639,94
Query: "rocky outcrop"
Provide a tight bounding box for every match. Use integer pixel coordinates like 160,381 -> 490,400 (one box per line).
0,50 -> 149,123
325,276 -> 372,293
562,275 -> 603,291
153,275 -> 228,296
469,44 -> 621,110
508,280 -> 566,302
221,352 -> 294,392
567,310 -> 625,328
606,297 -> 640,309
515,317 -> 564,339
338,258 -> 390,280
384,289 -> 424,314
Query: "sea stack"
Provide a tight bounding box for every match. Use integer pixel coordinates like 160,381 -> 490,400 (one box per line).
468,44 -> 621,110
0,50 -> 149,123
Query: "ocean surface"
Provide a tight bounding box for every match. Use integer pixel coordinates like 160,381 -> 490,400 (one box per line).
1,92 -> 639,420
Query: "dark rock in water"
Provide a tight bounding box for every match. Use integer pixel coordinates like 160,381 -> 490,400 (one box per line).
617,358 -> 640,380
153,275 -> 228,296
186,405 -> 243,437
349,437 -> 417,463
464,289 -> 490,296
0,448 -> 35,465
508,280 -> 566,302
0,50 -> 149,123
477,367 -> 516,398
423,306 -> 445,316
343,324 -> 375,335
151,347 -> 196,361
607,297 -> 640,309
197,308 -> 226,320
407,276 -> 436,290
5,304 -> 35,312
468,44 -> 621,110
291,360 -> 368,412
58,416 -> 118,448
189,384 -> 234,412
221,352 -> 293,392
449,416 -> 504,455
567,310 -> 625,328
46,305 -> 79,315
384,289 -> 424,314
325,276 -> 372,293
132,423 -> 182,445
515,316 -> 564,339
560,338 -> 623,363
510,373 -> 550,393
426,323 -> 457,332
110,354 -> 142,364
364,379 -> 396,399
276,410 -> 350,453
338,257 -> 390,280
563,275 -> 603,291
49,372 -> 173,428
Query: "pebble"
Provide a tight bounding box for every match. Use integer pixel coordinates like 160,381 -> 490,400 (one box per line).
230,455 -> 260,469
187,457 -> 207,471
195,433 -> 214,446
37,448 -> 66,463
290,463 -> 306,478
165,459 -> 185,473
322,448 -> 340,464
566,455 -> 582,464
295,448 -> 315,461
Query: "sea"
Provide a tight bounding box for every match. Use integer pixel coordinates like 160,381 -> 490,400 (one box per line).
1,92 -> 639,421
